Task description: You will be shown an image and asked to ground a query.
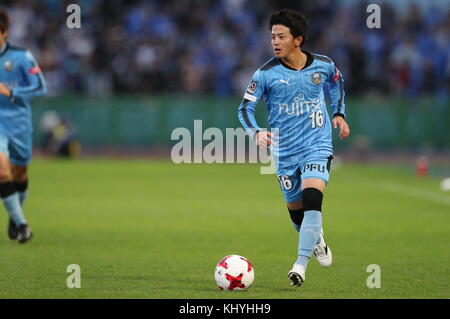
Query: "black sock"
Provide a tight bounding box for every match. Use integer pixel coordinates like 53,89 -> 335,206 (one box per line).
14,180 -> 28,193
0,181 -> 17,198
288,207 -> 305,227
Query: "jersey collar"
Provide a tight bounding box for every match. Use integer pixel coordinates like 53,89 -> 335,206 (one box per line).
278,50 -> 314,71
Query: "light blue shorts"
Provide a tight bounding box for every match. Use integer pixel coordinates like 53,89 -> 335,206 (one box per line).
0,133 -> 32,166
276,155 -> 333,203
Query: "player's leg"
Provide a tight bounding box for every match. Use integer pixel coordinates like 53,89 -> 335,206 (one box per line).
276,166 -> 303,232
296,178 -> 326,264
305,157 -> 333,268
276,166 -> 308,286
287,193 -> 330,265
287,155 -> 331,233
287,196 -> 331,273
288,157 -> 333,286
287,200 -> 303,232
299,157 -> 333,267
11,163 -> 28,206
0,146 -> 17,240
5,134 -> 33,243
0,152 -> 29,239
288,178 -> 325,286
8,164 -> 28,240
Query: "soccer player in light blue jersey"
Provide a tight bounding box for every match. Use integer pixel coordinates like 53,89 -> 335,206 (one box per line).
0,9 -> 47,243
238,9 -> 350,287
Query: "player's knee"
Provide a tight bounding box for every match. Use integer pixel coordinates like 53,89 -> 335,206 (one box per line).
0,168 -> 12,182
11,166 -> 27,182
12,171 -> 27,182
302,188 -> 323,212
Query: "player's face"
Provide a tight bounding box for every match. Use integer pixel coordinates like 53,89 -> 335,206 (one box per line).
271,24 -> 301,58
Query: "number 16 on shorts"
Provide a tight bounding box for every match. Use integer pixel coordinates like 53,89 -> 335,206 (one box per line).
276,173 -> 302,203
278,175 -> 293,190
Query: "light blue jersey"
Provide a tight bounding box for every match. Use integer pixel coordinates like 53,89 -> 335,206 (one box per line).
238,51 -> 346,203
0,43 -> 47,165
238,52 -> 345,169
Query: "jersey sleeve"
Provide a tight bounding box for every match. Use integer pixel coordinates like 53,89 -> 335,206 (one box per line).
11,50 -> 47,100
237,70 -> 266,140
326,61 -> 345,118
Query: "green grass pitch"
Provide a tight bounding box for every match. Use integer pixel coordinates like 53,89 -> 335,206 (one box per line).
0,158 -> 448,298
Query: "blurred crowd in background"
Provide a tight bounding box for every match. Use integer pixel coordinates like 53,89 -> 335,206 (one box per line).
2,0 -> 449,98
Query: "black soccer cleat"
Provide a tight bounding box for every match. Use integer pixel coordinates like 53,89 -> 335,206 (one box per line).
17,224 -> 33,244
8,218 -> 18,240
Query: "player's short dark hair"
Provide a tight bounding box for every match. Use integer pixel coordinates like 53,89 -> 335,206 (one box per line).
0,8 -> 9,33
270,9 -> 308,46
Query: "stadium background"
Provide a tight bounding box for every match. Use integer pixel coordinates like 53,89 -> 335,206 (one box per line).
0,0 -> 449,299
2,0 -> 449,153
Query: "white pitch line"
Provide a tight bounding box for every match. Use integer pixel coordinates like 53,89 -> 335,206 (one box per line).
347,173 -> 450,207
380,182 -> 450,207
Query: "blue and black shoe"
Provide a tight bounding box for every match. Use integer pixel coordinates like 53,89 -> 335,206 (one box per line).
17,224 -> 32,244
8,218 -> 18,240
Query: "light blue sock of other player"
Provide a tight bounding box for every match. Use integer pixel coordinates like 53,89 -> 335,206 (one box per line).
18,191 -> 28,206
14,181 -> 29,206
295,210 -> 322,270
2,193 -> 27,226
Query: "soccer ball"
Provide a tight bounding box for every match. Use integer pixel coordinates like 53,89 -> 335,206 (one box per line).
440,178 -> 450,191
214,255 -> 254,291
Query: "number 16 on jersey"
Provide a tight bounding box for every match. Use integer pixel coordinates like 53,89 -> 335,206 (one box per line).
309,110 -> 324,129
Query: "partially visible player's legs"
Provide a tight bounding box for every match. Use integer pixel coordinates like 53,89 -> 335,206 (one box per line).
9,164 -> 29,241
288,155 -> 334,286
287,198 -> 331,266
11,164 -> 28,206
0,153 -> 27,227
277,165 -> 304,232
279,162 -> 332,286
0,134 -> 33,243
288,179 -> 325,286
287,201 -> 303,232
296,178 -> 325,267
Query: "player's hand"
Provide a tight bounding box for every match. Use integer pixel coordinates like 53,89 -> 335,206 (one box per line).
255,131 -> 277,149
0,83 -> 11,98
332,116 -> 350,139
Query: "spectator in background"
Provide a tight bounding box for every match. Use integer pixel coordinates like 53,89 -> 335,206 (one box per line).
39,111 -> 81,158
1,0 -> 448,99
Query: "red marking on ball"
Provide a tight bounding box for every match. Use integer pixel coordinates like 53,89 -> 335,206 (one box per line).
218,256 -> 230,269
225,273 -> 246,290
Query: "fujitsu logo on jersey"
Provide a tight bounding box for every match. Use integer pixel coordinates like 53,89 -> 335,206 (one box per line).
278,93 -> 320,117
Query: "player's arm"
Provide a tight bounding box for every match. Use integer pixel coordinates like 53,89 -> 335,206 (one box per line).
9,51 -> 47,99
0,83 -> 11,97
237,70 -> 276,149
326,63 -> 349,139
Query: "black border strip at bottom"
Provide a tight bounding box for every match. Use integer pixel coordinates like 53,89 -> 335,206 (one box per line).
0,299 -> 446,316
